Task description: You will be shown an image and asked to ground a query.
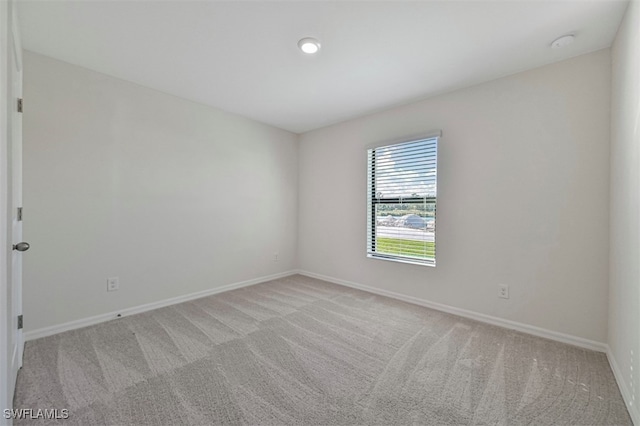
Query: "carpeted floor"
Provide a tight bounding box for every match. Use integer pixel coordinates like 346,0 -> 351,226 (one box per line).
14,274 -> 631,425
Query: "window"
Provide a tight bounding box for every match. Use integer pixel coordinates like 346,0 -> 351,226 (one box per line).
367,135 -> 438,266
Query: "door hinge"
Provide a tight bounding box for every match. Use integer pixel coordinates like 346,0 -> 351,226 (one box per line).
17,207 -> 22,221
17,98 -> 23,113
17,315 -> 23,330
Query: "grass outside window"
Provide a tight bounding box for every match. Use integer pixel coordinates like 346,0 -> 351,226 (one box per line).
376,237 -> 435,259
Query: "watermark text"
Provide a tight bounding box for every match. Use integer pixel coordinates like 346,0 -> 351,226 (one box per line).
3,408 -> 69,420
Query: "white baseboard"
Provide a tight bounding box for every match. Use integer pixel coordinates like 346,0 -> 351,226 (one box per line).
24,270 -> 297,341
296,270 -> 607,353
607,346 -> 639,425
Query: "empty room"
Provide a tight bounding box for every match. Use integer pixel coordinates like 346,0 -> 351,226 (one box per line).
1,0 -> 639,424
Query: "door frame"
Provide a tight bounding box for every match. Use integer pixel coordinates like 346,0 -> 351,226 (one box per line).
0,0 -> 12,418
1,0 -> 22,422
9,0 -> 23,379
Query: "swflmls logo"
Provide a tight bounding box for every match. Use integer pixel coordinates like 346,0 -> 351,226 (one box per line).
3,408 -> 69,420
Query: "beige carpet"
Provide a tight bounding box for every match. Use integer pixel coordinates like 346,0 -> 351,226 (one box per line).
14,274 -> 631,425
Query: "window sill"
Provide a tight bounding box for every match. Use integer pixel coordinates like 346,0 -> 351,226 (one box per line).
367,253 -> 436,268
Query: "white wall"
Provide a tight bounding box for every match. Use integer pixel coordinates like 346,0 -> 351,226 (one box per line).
22,51 -> 298,332
299,50 -> 611,343
609,0 -> 640,421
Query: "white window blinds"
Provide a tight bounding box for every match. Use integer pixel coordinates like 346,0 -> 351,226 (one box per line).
367,136 -> 438,266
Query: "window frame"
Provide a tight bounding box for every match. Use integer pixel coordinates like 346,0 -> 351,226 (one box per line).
367,135 -> 439,267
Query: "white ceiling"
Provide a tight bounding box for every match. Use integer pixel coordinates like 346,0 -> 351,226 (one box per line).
18,0 -> 628,134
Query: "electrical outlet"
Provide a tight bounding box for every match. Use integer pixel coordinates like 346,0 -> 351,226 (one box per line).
498,284 -> 509,299
273,252 -> 279,262
107,277 -> 119,292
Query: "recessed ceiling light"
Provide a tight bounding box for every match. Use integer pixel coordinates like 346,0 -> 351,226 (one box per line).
298,37 -> 321,55
550,34 -> 575,49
